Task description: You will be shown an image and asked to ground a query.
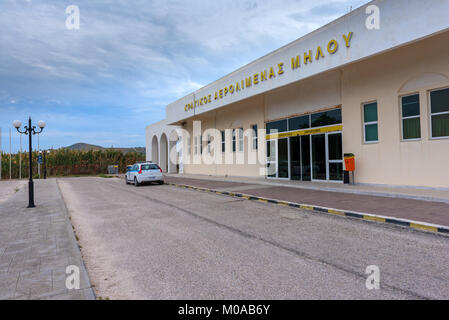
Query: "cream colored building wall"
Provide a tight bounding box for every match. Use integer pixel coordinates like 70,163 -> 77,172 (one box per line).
341,31 -> 449,188
265,70 -> 341,121
172,30 -> 449,188
182,95 -> 266,177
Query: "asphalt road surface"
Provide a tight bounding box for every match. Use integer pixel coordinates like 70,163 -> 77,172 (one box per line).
57,177 -> 449,300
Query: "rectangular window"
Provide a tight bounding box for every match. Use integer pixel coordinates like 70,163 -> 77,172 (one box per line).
266,119 -> 288,134
251,125 -> 258,150
200,135 -> 203,154
142,164 -> 159,171
238,128 -> 244,152
311,109 -> 341,128
221,131 -> 225,153
232,129 -> 236,152
401,94 -> 421,140
363,102 -> 378,143
288,115 -> 310,131
430,88 -> 449,138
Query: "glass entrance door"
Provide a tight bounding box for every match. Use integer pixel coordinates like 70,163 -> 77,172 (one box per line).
270,132 -> 342,182
266,140 -> 277,178
267,138 -> 289,179
328,133 -> 343,181
290,137 -> 301,180
311,132 -> 343,182
290,136 -> 311,181
311,134 -> 327,180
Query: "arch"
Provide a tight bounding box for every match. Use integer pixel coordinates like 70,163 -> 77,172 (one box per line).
399,72 -> 449,93
160,133 -> 168,173
168,130 -> 180,174
151,135 -> 159,163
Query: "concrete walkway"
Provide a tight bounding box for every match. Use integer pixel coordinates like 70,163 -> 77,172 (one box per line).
0,180 -> 27,205
165,174 -> 449,228
0,179 -> 94,300
166,173 -> 449,203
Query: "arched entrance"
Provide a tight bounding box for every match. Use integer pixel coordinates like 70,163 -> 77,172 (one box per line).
151,135 -> 159,163
160,133 -> 168,172
169,130 -> 180,174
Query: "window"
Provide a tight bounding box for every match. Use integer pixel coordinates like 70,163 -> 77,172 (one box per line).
363,102 -> 378,143
251,125 -> 258,150
238,128 -> 244,152
232,129 -> 236,152
266,119 -> 287,134
221,131 -> 225,153
200,135 -> 203,154
401,94 -> 421,140
311,109 -> 342,128
288,115 -> 310,131
430,88 -> 449,138
141,164 -> 159,170
194,136 -> 198,155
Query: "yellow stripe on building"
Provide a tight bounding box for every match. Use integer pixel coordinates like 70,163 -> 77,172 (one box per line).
266,125 -> 343,140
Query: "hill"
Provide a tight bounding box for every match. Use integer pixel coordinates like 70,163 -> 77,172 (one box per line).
65,143 -> 103,151
65,143 -> 145,154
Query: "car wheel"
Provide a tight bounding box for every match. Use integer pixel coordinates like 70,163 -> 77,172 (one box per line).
125,176 -> 129,184
134,177 -> 139,187
158,181 -> 164,185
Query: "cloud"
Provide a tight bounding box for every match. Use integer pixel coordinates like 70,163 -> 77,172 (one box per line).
0,0 -> 370,151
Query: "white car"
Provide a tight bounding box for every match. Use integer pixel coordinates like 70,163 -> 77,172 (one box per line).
125,162 -> 164,186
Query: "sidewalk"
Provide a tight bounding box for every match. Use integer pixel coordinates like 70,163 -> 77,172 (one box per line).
165,174 -> 449,229
0,179 -> 94,300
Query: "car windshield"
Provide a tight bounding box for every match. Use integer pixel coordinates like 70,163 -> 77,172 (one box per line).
141,164 -> 159,170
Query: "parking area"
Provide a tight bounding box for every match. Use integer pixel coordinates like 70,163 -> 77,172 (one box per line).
57,177 -> 449,300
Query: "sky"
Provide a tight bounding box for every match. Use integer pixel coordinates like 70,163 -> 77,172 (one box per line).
0,0 -> 370,152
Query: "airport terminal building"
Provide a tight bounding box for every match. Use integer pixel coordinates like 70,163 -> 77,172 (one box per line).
146,0 -> 449,189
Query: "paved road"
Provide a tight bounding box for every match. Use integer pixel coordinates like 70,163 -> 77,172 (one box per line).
58,177 -> 449,300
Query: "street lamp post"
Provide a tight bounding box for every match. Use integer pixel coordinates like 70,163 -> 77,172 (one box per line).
13,117 -> 46,208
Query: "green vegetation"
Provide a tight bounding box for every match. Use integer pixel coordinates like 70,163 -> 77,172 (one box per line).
0,148 -> 145,179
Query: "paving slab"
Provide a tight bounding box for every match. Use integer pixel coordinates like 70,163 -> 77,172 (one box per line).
0,179 -> 94,300
0,180 -> 27,204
